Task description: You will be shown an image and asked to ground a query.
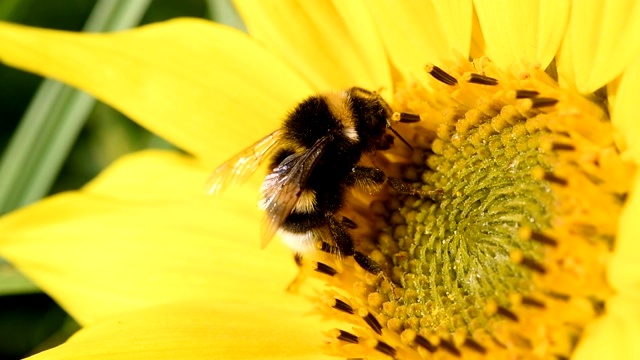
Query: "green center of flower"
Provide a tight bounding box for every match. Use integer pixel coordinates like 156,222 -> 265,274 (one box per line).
309,60 -> 632,359
376,100 -> 554,337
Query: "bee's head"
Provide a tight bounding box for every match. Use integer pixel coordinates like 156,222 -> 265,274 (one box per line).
345,88 -> 419,152
347,90 -> 389,148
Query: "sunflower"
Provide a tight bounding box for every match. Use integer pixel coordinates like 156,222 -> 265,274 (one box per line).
0,1 -> 639,359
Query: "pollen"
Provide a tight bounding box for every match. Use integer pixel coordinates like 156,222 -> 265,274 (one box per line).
307,58 -> 634,359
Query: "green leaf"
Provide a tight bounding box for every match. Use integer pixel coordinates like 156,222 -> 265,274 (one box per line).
206,0 -> 246,31
0,259 -> 39,296
0,0 -> 152,215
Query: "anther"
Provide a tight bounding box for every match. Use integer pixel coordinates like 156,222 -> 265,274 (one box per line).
392,111 -> 421,123
515,89 -> 540,98
337,329 -> 359,344
414,335 -> 437,352
521,296 -> 546,309
530,97 -> 558,108
520,256 -> 547,274
363,312 -> 383,335
546,291 -> 571,301
375,341 -> 397,357
571,223 -> 598,237
463,338 -> 487,354
425,64 -> 458,85
315,262 -> 337,276
551,142 -> 576,151
590,298 -> 606,316
531,231 -> 559,247
490,335 -> 507,349
496,306 -> 519,322
439,339 -> 462,357
544,172 -> 569,186
618,193 -> 629,203
464,73 -> 499,86
333,298 -> 354,314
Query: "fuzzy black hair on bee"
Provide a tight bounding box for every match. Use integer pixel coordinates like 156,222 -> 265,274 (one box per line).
207,87 -> 435,274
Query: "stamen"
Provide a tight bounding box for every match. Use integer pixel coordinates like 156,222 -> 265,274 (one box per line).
414,334 -> 437,352
546,291 -> 571,301
519,256 -> 547,274
333,299 -> 354,314
511,250 -> 547,274
551,142 -> 576,151
425,63 -> 458,85
490,335 -> 507,349
392,111 -> 421,123
362,311 -> 383,335
521,296 -> 546,309
496,306 -> 519,322
530,231 -> 559,247
315,262 -> 337,276
463,338 -> 487,354
439,339 -> 462,357
530,97 -> 559,108
543,172 -> 569,186
337,329 -> 359,344
314,60 -> 630,359
590,299 -> 606,315
515,89 -> 540,98
463,72 -> 499,85
375,341 -> 397,356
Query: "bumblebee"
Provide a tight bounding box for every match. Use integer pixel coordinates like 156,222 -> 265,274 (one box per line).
207,87 -> 433,274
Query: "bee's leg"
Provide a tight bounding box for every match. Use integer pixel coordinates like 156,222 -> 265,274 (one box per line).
286,253 -> 306,292
341,216 -> 358,229
327,215 -> 381,274
375,134 -> 396,150
348,165 -> 443,200
387,177 -> 443,200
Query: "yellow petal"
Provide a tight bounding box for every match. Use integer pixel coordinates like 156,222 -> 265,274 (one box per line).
557,1 -> 640,93
364,0 -> 472,80
573,295 -> 640,360
28,300 -> 333,360
234,0 -> 391,93
0,151 -> 295,325
469,7 -> 487,59
0,19 -> 313,167
609,170 -> 640,297
610,55 -> 640,164
608,55 -> 640,297
474,0 -> 569,69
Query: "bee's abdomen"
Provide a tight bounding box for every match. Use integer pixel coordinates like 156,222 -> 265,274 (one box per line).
281,210 -> 326,234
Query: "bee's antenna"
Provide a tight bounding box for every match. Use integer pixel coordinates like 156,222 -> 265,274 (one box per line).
387,111 -> 421,151
386,121 -> 413,151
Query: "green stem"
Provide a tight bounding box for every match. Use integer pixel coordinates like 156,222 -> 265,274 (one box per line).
205,0 -> 246,31
0,0 -> 152,214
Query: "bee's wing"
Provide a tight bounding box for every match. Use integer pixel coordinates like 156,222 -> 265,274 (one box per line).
205,130 -> 283,195
259,135 -> 332,249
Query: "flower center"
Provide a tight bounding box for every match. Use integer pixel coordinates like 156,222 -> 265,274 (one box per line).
305,59 -> 633,359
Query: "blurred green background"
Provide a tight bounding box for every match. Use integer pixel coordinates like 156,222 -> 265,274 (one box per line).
0,1 -> 245,358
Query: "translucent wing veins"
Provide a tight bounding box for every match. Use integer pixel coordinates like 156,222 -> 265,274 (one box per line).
205,130 -> 282,195
259,135 -> 331,249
